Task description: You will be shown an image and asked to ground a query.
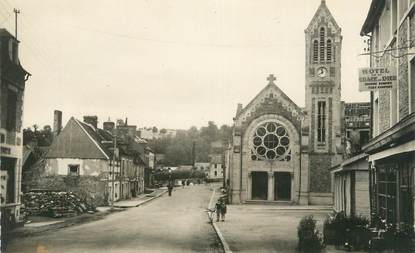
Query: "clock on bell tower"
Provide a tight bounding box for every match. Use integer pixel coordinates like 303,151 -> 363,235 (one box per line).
304,0 -> 343,195
305,0 -> 342,154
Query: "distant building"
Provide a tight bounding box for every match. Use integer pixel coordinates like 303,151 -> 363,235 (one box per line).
0,29 -> 31,226
137,127 -> 177,140
343,102 -> 371,158
207,141 -> 224,182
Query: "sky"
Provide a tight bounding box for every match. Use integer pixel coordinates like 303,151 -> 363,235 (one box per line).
1,0 -> 372,130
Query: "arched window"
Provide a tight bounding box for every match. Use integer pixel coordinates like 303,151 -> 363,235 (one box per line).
313,40 -> 318,63
319,27 -> 325,62
327,39 -> 332,62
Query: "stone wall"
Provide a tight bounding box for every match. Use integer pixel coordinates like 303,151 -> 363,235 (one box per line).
309,153 -> 331,193
26,175 -> 108,206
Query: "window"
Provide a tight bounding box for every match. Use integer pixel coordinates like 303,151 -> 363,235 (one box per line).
359,130 -> 370,147
214,164 -> 217,169
214,171 -> 217,176
410,58 -> 415,113
320,27 -> 325,62
6,89 -> 17,131
251,122 -> 291,161
313,40 -> 318,63
377,166 -> 397,223
326,39 -> 332,62
317,101 -> 326,142
68,164 -> 80,176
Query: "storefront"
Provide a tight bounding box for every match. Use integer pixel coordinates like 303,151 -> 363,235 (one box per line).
365,113 -> 415,233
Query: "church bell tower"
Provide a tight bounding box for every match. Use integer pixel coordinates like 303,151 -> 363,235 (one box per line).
304,0 -> 343,201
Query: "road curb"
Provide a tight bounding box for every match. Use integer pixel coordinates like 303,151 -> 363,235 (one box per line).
207,187 -> 233,253
134,190 -> 167,207
212,222 -> 233,253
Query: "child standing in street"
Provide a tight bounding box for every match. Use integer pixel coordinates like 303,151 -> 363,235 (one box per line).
215,199 -> 227,222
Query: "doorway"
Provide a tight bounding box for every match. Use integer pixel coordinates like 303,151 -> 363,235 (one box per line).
251,172 -> 268,200
274,172 -> 291,201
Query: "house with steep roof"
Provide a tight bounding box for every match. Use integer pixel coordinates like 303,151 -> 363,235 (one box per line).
30,116 -> 145,206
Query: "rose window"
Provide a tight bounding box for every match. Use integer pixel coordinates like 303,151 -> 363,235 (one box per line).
251,122 -> 291,161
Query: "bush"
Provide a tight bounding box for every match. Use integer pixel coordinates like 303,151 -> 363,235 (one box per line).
323,211 -> 370,250
297,215 -> 324,252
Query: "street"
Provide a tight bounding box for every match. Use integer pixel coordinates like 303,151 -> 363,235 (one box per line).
6,185 -> 223,253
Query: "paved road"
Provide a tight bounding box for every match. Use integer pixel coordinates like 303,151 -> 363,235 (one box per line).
7,184 -> 223,253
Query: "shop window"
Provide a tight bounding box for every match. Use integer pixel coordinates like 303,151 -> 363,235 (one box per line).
68,164 -> 80,176
377,167 -> 397,223
317,101 -> 326,142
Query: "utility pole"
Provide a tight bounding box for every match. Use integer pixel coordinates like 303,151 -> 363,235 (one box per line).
111,133 -> 118,210
13,8 -> 20,39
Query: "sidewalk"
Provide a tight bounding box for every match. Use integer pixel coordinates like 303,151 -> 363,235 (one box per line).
211,197 -> 331,253
113,188 -> 167,208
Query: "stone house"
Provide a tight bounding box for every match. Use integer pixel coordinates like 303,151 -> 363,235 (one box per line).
0,28 -> 31,226
360,0 -> 415,233
32,115 -> 145,206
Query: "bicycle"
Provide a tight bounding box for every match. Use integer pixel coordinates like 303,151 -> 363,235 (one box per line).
204,208 -> 216,224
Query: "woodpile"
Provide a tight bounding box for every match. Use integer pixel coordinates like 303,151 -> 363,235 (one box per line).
23,191 -> 96,218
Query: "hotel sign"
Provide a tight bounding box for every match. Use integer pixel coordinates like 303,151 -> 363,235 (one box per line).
358,67 -> 397,91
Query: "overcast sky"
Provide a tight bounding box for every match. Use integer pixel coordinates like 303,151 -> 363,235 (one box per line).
1,0 -> 372,130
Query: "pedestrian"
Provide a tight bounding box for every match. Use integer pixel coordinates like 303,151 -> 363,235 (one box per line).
182,180 -> 185,188
220,199 -> 227,221
167,176 -> 174,197
215,200 -> 222,222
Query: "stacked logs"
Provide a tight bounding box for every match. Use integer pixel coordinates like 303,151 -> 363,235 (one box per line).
23,191 -> 96,218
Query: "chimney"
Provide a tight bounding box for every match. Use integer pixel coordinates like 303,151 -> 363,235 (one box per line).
103,121 -> 115,133
53,110 -> 62,136
83,115 -> 98,129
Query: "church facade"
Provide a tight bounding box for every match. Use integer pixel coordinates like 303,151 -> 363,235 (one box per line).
228,1 -> 343,205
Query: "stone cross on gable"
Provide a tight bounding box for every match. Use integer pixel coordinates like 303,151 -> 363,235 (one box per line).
267,74 -> 276,84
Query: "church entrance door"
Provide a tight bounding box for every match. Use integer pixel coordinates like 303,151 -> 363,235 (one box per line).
251,171 -> 268,200
274,172 -> 291,201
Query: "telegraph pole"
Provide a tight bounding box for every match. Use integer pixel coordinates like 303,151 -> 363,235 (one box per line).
13,8 -> 20,39
111,133 -> 118,210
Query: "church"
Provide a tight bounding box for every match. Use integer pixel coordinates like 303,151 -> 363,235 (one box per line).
228,0 -> 343,205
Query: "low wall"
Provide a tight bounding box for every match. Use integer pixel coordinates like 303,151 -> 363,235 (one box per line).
26,175 -> 108,206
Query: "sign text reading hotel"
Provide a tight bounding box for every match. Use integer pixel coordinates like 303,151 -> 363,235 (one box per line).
358,67 -> 397,91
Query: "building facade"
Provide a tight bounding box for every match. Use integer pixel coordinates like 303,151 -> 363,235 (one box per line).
228,1 -> 343,205
360,0 -> 415,233
0,29 -> 30,226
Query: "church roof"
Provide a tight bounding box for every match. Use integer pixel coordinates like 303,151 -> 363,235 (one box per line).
235,75 -> 304,123
304,0 -> 341,33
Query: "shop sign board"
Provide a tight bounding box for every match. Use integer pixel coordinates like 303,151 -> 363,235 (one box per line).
358,67 -> 397,91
